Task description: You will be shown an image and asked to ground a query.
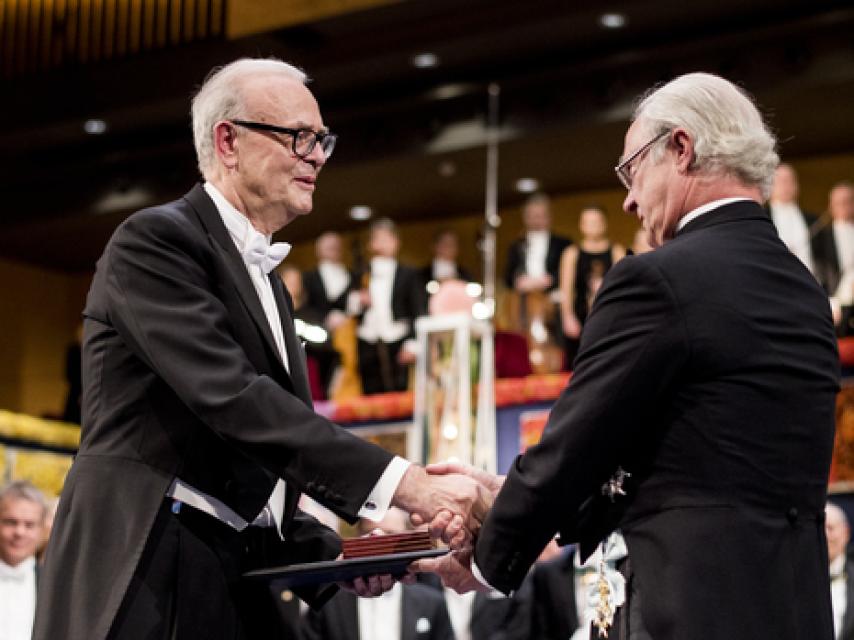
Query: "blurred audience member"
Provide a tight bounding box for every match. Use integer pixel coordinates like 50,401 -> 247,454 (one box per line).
827,502 -> 854,640
354,219 -> 427,395
302,508 -> 454,640
767,163 -> 820,274
303,232 -> 355,334
504,193 -> 572,296
814,181 -> 854,333
420,229 -> 474,292
0,481 -> 47,640
558,206 -> 626,368
280,265 -> 339,400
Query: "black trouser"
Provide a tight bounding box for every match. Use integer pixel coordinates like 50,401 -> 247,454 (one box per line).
107,501 -> 290,640
357,338 -> 408,395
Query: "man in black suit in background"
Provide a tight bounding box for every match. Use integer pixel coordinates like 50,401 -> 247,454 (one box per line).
353,218 -> 427,395
813,182 -> 854,334
419,228 -> 474,290
303,231 -> 355,330
503,193 -> 571,296
418,72 -> 840,640
767,162 -> 821,275
33,58 -> 489,640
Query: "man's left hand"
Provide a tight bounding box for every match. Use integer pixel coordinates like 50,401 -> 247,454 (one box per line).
409,549 -> 489,595
339,571 -> 413,597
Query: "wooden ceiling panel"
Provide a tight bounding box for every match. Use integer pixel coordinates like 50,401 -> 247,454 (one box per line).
0,0 -> 225,78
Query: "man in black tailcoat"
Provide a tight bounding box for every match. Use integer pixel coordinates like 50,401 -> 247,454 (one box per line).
418,72 -> 840,640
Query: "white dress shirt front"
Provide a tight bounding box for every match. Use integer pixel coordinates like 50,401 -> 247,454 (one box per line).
831,554 -> 847,640
358,582 -> 403,640
770,201 -> 815,273
432,258 -> 459,282
168,182 -> 289,534
524,231 -> 550,279
357,257 -> 410,344
833,219 -> 854,305
318,261 -> 351,302
444,589 -> 477,640
0,556 -> 36,640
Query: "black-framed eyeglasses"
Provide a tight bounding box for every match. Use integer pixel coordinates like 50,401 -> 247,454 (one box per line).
614,130 -> 670,190
230,119 -> 337,160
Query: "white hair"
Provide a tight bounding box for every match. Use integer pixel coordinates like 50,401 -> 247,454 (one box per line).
827,502 -> 850,529
191,58 -> 308,178
0,480 -> 48,521
633,72 -> 779,199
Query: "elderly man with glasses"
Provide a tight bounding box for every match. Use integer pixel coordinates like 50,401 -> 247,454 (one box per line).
418,72 -> 839,640
33,58 -> 490,640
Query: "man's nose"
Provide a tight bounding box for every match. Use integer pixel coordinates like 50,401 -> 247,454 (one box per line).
303,141 -> 327,168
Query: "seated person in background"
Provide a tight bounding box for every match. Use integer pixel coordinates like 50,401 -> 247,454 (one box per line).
813,181 -> 854,333
303,231 -> 355,334
767,163 -> 821,275
301,508 -> 454,640
504,193 -> 572,298
354,218 -> 427,395
826,502 -> 854,640
0,481 -> 48,640
420,229 -> 474,292
558,205 -> 626,368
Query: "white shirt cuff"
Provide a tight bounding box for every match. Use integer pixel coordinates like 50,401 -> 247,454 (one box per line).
471,559 -> 502,593
358,456 -> 411,521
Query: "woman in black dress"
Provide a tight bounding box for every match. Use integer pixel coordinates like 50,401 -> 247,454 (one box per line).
559,205 -> 626,368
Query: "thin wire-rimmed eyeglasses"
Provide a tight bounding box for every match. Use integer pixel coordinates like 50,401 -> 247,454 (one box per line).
230,119 -> 338,160
614,130 -> 669,190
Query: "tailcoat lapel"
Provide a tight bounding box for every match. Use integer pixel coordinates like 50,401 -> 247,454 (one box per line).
184,185 -> 288,373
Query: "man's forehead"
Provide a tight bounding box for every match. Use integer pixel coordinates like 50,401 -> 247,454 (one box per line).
622,120 -> 647,154
243,75 -> 323,123
0,497 -> 43,518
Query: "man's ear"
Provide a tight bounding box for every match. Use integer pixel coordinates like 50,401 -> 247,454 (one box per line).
213,121 -> 238,170
671,128 -> 695,174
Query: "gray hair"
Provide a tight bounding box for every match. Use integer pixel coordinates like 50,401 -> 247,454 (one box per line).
369,217 -> 399,237
0,480 -> 48,521
633,72 -> 779,199
191,58 -> 308,178
827,502 -> 850,529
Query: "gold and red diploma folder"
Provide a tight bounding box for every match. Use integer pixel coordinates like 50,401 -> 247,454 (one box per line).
243,531 -> 447,588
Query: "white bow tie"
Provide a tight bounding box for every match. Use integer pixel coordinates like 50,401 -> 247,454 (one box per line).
242,231 -> 291,274
0,563 -> 30,583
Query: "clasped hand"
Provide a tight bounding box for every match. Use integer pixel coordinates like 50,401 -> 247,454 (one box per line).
392,461 -> 505,593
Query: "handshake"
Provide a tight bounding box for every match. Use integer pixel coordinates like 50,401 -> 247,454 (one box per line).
390,461 -> 505,593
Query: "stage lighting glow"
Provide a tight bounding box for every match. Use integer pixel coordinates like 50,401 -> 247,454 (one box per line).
84,119 -> 108,134
349,205 -> 373,221
465,282 -> 483,297
412,52 -> 439,68
515,177 -> 540,193
599,13 -> 626,29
